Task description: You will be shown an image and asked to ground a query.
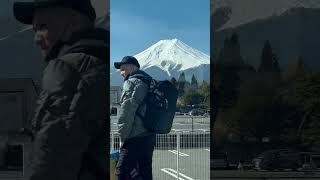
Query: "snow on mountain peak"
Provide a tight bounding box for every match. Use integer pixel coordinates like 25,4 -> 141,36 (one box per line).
134,38 -> 209,73
110,38 -> 210,86
214,0 -> 320,30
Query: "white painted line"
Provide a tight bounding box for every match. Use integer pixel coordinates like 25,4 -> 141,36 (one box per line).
168,150 -> 189,157
204,149 -> 210,152
161,168 -> 194,180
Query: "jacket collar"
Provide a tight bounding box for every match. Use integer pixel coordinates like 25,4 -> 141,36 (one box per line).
44,28 -> 109,63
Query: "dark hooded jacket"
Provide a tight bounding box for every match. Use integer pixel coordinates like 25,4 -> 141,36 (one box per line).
117,70 -> 153,142
29,28 -> 109,180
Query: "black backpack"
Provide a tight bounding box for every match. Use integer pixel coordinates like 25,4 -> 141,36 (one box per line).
136,79 -> 178,134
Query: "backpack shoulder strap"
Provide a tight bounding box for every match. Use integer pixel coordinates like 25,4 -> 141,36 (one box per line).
130,76 -> 152,125
129,76 -> 151,87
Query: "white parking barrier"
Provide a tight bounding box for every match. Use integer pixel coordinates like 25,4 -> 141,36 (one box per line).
110,131 -> 210,180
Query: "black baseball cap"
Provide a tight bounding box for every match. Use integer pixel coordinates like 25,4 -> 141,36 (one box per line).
13,0 -> 96,25
114,56 -> 140,69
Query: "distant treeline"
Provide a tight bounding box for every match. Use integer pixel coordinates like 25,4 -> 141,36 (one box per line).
170,73 -> 210,109
213,33 -> 320,152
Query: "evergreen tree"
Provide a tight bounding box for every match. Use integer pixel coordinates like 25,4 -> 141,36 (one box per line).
258,40 -> 280,74
211,57 -> 218,125
177,72 -> 186,96
217,37 -> 230,63
199,81 -> 210,109
230,33 -> 241,60
178,72 -> 186,82
279,72 -> 320,150
199,81 -> 210,96
191,74 -> 198,89
284,56 -> 310,82
225,69 -> 283,142
181,90 -> 204,106
218,33 -> 244,66
212,57 -> 217,82
215,33 -> 246,110
294,56 -> 311,78
171,77 -> 177,87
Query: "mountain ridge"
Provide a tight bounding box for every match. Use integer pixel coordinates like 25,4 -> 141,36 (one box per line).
213,7 -> 320,69
213,0 -> 320,30
111,39 -> 210,86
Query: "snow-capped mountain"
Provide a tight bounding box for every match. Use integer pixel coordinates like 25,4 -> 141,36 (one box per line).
213,0 -> 320,30
110,39 -> 210,86
213,1 -> 320,70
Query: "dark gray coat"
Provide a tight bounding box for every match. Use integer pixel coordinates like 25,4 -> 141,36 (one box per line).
118,70 -> 153,142
29,28 -> 109,180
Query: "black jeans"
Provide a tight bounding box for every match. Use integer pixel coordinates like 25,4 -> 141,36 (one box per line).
116,135 -> 156,180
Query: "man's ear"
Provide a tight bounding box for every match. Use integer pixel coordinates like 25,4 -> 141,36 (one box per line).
69,11 -> 77,28
68,10 -> 92,30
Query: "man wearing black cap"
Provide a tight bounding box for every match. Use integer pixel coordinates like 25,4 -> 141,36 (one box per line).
13,0 -> 109,179
114,56 -> 156,180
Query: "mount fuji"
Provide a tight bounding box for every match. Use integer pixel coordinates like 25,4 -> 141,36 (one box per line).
212,0 -> 320,69
110,39 -> 210,86
213,0 -> 320,31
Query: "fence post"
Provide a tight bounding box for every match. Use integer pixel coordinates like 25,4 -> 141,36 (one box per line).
177,131 -> 180,180
111,132 -> 114,152
191,117 -> 194,132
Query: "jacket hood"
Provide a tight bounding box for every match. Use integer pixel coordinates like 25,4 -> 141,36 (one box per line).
45,28 -> 109,63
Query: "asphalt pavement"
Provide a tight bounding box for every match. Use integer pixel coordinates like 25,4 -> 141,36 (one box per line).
153,148 -> 210,180
110,115 -> 210,180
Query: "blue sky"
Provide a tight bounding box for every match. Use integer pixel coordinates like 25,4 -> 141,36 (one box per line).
110,0 -> 210,64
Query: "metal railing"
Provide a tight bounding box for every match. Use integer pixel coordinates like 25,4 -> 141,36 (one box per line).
111,115 -> 210,132
110,130 -> 210,180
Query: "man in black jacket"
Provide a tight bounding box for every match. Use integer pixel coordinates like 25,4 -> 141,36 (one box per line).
13,0 -> 109,179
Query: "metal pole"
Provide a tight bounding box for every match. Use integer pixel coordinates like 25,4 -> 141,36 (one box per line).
177,132 -> 180,180
192,117 -> 194,132
111,132 -> 114,152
